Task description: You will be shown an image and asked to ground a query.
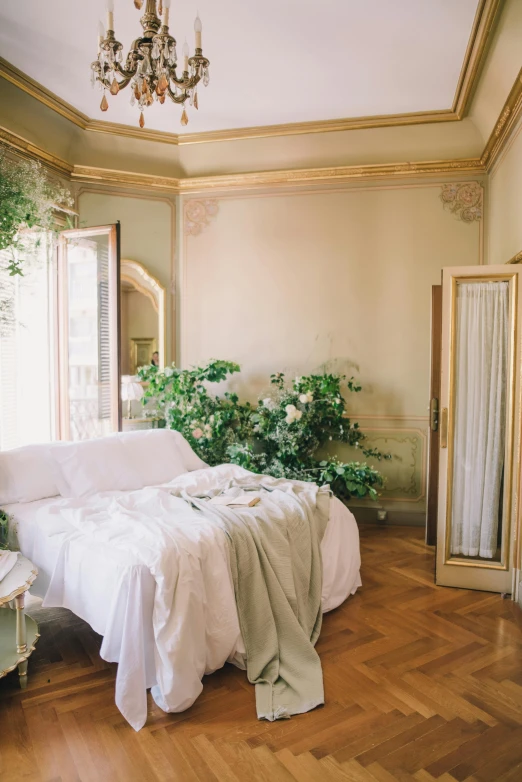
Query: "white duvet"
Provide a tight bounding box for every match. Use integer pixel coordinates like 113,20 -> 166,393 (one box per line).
8,465 -> 361,730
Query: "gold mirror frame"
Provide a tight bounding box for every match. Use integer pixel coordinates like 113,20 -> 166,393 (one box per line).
444,272 -> 519,572
120,259 -> 166,371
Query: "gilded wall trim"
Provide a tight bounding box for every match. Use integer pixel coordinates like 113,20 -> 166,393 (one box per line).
0,125 -> 72,178
0,1 -> 502,146
481,67 -> 522,170
451,0 -> 503,118
507,250 -> 522,264
69,158 -> 485,194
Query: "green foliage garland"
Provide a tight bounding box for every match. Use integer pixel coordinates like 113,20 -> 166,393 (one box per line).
139,360 -> 389,501
0,152 -> 73,277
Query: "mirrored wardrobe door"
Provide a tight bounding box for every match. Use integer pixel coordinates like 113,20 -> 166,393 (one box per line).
436,265 -> 522,594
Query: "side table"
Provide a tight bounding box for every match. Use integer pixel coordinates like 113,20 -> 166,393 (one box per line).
0,555 -> 39,688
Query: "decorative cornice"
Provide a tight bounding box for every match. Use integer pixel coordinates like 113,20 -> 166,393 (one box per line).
440,182 -> 483,222
179,159 -> 484,192
481,67 -> 522,170
184,200 -> 219,235
71,165 -> 180,190
452,0 -> 503,118
0,58 -> 88,129
68,158 -> 485,194
0,0 -> 502,147
0,125 -> 72,178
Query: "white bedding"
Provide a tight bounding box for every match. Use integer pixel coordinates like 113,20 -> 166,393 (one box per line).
5,465 -> 361,731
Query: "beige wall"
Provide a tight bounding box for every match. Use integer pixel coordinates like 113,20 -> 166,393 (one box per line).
179,182 -> 482,519
487,121 -> 522,264
77,189 -> 175,362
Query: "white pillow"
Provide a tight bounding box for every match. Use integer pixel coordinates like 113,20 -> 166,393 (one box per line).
169,431 -> 208,471
51,437 -> 142,498
118,430 -> 187,487
0,444 -> 60,505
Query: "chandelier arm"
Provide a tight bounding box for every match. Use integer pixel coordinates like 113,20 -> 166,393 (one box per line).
168,72 -> 201,90
113,62 -> 138,80
166,84 -> 189,104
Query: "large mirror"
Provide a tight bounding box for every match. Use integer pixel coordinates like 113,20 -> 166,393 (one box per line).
120,260 -> 166,376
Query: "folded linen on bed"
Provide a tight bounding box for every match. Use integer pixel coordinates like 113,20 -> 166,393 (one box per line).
178,475 -> 330,722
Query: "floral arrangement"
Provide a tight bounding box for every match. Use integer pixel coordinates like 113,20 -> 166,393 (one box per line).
139,360 -> 389,501
0,152 -> 73,277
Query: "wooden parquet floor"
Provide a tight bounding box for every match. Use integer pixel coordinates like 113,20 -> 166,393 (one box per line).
1,525 -> 522,782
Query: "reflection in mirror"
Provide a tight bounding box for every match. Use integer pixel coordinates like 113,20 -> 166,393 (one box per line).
119,260 -> 166,421
120,260 -> 166,375
449,281 -> 510,563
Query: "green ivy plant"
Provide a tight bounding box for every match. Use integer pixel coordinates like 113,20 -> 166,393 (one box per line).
139,360 -> 390,502
0,510 -> 10,551
0,151 -> 73,277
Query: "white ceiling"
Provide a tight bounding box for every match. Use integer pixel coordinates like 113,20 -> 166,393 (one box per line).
0,0 -> 481,135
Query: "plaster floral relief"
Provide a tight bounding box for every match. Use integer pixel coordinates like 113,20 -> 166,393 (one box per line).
184,199 -> 219,236
440,181 -> 483,223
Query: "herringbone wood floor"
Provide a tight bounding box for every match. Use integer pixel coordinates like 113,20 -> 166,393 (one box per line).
1,525 -> 522,782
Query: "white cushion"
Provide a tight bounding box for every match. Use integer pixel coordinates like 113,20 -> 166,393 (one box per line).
118,430 -> 187,487
0,444 -> 59,505
51,437 -> 142,498
169,431 -> 208,472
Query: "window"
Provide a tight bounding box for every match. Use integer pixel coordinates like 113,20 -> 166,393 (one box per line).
0,234 -> 56,450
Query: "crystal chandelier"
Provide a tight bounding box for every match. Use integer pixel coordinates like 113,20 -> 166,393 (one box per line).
91,0 -> 210,128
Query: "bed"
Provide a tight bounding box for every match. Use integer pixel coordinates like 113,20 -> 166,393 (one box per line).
0,430 -> 362,730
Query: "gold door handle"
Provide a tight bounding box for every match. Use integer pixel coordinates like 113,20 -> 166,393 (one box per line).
440,407 -> 448,448
430,397 -> 439,431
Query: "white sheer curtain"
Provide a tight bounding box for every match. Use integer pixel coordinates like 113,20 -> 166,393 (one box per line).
450,281 -> 509,559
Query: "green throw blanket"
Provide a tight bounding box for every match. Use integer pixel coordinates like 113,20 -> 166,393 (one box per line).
182,473 -> 330,721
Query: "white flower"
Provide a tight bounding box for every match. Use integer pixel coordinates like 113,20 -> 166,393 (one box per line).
335,397 -> 341,404
306,391 -> 314,403
192,427 -> 203,439
263,397 -> 275,410
164,366 -> 174,378
284,404 -> 302,424
209,415 -> 215,423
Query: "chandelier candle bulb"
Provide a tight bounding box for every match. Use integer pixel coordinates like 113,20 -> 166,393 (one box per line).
194,14 -> 202,49
98,20 -> 105,49
106,0 -> 114,31
164,0 -> 171,26
183,39 -> 189,71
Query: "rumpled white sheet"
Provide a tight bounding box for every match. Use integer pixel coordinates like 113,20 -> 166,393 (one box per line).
7,465 -> 361,730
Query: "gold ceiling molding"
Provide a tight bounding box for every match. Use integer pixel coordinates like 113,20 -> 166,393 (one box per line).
70,157 -> 485,194
481,67 -> 522,170
451,0 -> 503,118
0,0 -> 502,147
0,125 -> 72,178
72,165 -> 180,190
506,251 -> 522,264
0,58 -> 89,129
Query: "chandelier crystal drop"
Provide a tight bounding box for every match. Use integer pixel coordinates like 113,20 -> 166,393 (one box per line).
91,0 -> 210,128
